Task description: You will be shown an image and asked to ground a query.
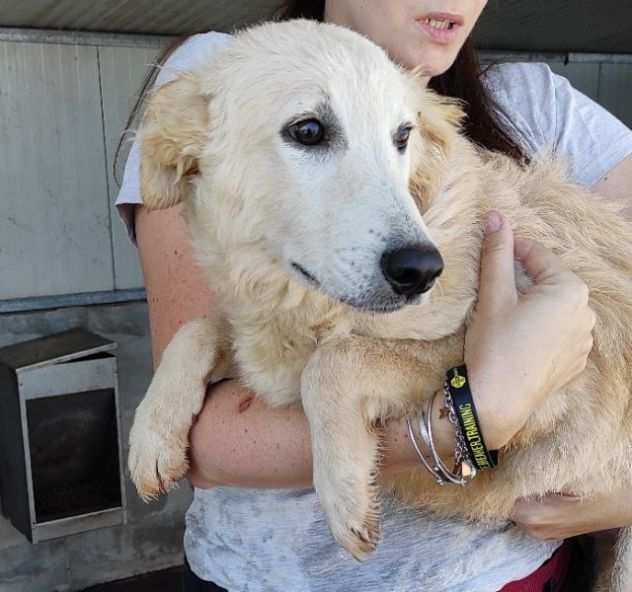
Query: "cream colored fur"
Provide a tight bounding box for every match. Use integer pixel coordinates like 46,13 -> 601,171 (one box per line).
128,20 -> 632,590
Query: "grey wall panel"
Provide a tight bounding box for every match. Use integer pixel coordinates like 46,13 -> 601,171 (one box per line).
599,64 -> 632,129
0,41 -> 113,299
99,45 -> 165,290
547,62 -> 600,101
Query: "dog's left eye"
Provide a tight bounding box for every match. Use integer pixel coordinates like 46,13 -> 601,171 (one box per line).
394,124 -> 414,153
287,119 -> 325,147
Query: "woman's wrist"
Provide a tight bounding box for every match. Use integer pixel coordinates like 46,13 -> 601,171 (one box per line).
467,363 -> 527,451
389,364 -> 510,479
383,388 -> 459,476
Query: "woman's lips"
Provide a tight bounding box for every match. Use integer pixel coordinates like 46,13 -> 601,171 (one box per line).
416,13 -> 464,45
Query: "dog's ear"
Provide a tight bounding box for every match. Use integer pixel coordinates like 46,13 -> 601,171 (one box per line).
408,87 -> 467,210
416,92 -> 466,156
139,73 -> 209,209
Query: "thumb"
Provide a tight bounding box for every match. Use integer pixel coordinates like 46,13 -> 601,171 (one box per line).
478,211 -> 517,311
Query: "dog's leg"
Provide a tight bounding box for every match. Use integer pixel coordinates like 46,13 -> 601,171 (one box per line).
128,316 -> 233,500
301,332 -> 463,560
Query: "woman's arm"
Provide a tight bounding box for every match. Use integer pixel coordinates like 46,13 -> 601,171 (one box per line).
136,205 -> 213,365
511,489 -> 632,541
594,154 -> 632,214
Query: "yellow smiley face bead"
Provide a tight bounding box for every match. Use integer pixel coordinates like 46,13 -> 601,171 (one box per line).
450,375 -> 466,389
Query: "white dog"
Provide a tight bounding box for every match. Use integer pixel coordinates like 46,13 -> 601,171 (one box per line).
128,20 -> 632,590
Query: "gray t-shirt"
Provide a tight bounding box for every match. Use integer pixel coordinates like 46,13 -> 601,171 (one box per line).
116,33 -> 632,592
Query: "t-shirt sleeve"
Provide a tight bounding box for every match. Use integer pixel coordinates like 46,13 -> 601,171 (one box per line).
114,31 -> 233,240
484,62 -> 632,188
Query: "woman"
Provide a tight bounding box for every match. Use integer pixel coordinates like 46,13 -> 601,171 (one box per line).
116,1 -> 632,590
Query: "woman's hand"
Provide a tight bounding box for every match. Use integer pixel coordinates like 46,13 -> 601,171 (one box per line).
510,490 -> 632,540
464,211 -> 596,450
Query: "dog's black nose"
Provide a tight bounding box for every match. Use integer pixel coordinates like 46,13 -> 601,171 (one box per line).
381,245 -> 444,298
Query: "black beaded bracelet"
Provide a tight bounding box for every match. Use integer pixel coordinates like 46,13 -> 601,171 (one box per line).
446,365 -> 498,470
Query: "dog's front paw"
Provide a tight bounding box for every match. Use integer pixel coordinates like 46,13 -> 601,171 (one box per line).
128,399 -> 191,501
314,448 -> 382,560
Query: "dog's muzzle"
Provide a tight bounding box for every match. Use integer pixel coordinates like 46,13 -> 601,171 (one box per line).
380,245 -> 444,299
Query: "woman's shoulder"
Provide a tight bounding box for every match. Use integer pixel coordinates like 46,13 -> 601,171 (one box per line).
155,31 -> 234,86
481,62 -> 561,156
483,61 -> 557,96
482,61 -> 573,127
483,62 -> 632,186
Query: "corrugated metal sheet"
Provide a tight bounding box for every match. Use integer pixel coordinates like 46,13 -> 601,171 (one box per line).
0,0 -> 285,35
0,40 -> 113,299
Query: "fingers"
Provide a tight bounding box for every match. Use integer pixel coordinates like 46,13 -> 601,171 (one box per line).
478,211 -> 517,311
510,494 -> 584,541
514,237 -> 565,284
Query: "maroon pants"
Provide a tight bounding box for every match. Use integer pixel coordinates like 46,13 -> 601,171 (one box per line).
499,538 -> 593,592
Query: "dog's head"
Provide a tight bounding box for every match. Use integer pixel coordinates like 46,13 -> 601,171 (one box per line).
139,20 -> 464,313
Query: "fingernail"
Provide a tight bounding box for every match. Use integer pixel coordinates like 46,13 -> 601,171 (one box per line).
484,211 -> 503,234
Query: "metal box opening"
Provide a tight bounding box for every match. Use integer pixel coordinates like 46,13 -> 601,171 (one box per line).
28,385 -> 122,523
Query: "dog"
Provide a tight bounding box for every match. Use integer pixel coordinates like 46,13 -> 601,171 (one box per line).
127,19 -> 632,590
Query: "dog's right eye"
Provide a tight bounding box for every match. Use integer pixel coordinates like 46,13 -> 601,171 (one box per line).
287,119 -> 325,147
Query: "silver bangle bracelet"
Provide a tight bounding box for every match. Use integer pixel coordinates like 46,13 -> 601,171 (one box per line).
406,414 -> 443,484
407,386 -> 478,486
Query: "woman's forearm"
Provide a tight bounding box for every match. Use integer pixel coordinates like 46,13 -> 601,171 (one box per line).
188,380 -> 314,489
187,379 -> 462,489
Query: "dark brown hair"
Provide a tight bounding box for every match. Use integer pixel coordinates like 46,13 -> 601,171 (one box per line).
114,0 -> 525,184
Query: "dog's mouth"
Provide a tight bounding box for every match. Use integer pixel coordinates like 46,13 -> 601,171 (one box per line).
290,261 -> 414,314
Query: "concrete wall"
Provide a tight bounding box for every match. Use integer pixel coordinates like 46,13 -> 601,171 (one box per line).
0,302 -> 193,592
